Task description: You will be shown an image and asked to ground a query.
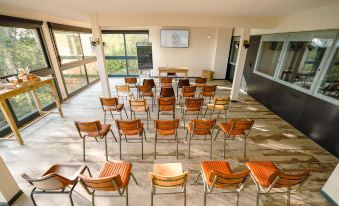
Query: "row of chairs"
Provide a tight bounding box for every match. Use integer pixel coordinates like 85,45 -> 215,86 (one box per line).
74,118 -> 254,161
22,160 -> 311,206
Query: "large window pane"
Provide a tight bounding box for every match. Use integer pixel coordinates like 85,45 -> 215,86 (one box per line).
36,84 -> 55,108
125,34 -> 148,56
0,26 -> 47,77
103,34 -> 125,56
279,37 -> 333,90
80,33 -> 95,58
106,60 -> 127,75
62,66 -> 88,93
255,41 -> 284,77
53,31 -> 83,64
317,41 -> 339,101
127,59 -> 139,75
9,92 -> 37,120
85,62 -> 99,82
0,111 -> 8,130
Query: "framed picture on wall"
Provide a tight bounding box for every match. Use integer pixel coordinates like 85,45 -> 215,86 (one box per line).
160,29 -> 189,48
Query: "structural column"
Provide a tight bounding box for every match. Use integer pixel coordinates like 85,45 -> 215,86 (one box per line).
90,14 -> 111,97
230,28 -> 251,101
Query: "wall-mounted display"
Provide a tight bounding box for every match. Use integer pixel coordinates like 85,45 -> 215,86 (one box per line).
160,29 -> 189,48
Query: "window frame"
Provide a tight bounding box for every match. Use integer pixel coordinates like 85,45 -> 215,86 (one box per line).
102,30 -> 149,77
228,36 -> 240,65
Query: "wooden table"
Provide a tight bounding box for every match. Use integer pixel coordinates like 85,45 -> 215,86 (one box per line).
158,67 -> 188,78
0,77 -> 63,144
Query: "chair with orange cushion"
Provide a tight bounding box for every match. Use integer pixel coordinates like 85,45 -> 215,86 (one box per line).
203,96 -> 230,120
75,120 -> 117,161
176,78 -> 190,97
186,119 -> 216,159
79,162 -> 139,206
22,164 -> 88,206
154,119 -> 180,159
179,86 -> 196,112
246,161 -> 311,206
160,77 -> 173,88
214,119 -> 255,159
160,87 -> 175,98
129,98 -> 151,129
193,77 -> 207,90
182,98 -> 204,129
157,97 -> 176,119
124,77 -> 138,89
115,119 -> 147,159
195,161 -> 250,206
149,163 -> 188,206
199,85 -> 217,103
99,97 -> 128,122
137,85 -> 155,111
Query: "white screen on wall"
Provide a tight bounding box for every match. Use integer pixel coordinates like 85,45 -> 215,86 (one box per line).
160,30 -> 189,48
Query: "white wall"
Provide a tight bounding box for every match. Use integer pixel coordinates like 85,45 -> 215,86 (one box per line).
149,26 -> 232,78
322,163 -> 339,204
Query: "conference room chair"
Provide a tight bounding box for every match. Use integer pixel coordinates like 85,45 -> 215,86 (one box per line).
199,85 -> 217,103
74,120 -> 116,161
99,97 -> 128,122
176,78 -> 190,97
79,162 -> 139,206
195,161 -> 250,206
157,97 -> 176,119
214,119 -> 255,159
194,77 -> 207,90
124,77 -> 138,89
154,119 -> 180,159
179,86 -> 196,112
115,119 -> 146,159
160,77 -> 173,88
137,85 -> 155,112
203,96 -> 230,120
167,72 -> 177,83
186,119 -> 216,159
246,161 -> 311,206
22,164 -> 87,206
129,98 -> 151,130
143,79 -> 157,96
116,85 -> 135,104
182,98 -> 204,129
160,87 -> 175,98
149,163 -> 188,206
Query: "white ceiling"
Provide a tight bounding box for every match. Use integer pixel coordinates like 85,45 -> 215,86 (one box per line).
0,0 -> 338,22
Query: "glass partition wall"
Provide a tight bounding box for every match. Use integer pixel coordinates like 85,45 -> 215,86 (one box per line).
253,30 -> 339,106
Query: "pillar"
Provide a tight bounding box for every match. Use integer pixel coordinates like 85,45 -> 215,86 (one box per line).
230,28 -> 251,101
90,14 -> 111,97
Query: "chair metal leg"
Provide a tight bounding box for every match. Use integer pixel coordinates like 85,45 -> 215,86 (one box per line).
119,134 -> 122,160
188,134 -> 192,159
130,110 -> 132,120
146,111 -> 149,130
203,108 -> 208,117
236,191 -> 240,206
69,182 -> 78,206
151,192 -> 154,206
110,111 -> 115,120
185,129 -> 188,141
83,138 -> 86,161
30,188 -> 37,206
120,111 -> 122,120
105,135 -> 108,161
223,133 -> 227,159
194,171 -> 202,183
176,133 -> 179,159
104,111 -> 107,123
210,133 -> 213,159
183,111 -> 186,130
154,133 -> 157,160
92,193 -> 95,206
184,185 -> 187,206
131,173 -> 139,185
244,136 -> 247,159
214,129 -> 220,141
203,190 -> 207,206
216,111 -> 221,119
126,185 -> 129,206
110,130 -> 117,142
141,134 -> 144,159
157,109 -> 160,119
143,130 -> 148,142
287,187 -> 291,206
124,108 -> 128,119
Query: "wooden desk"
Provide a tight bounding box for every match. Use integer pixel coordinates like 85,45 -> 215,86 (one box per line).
158,67 -> 188,78
0,77 -> 63,144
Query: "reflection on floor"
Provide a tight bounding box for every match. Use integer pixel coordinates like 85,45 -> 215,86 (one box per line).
0,78 -> 337,206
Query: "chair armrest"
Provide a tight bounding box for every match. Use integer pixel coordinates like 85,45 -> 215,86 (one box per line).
277,170 -> 311,180
21,173 -> 33,185
210,170 -> 250,182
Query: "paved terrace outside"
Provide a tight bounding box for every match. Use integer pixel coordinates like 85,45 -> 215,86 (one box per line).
0,78 -> 337,206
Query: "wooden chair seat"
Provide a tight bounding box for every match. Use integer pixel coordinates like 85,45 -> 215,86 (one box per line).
98,162 -> 132,188
121,127 -> 144,136
132,105 -> 149,112
43,165 -> 86,186
207,104 -> 226,110
104,104 -> 124,111
86,124 -> 111,137
187,122 -> 211,135
200,91 -> 214,97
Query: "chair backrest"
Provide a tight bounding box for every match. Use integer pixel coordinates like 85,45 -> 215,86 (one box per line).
158,97 -> 176,111
160,87 -> 175,97
228,119 -> 255,136
137,85 -> 152,93
75,121 -> 101,133
149,172 -> 188,189
160,77 -> 172,84
182,86 -> 196,94
209,170 -> 250,187
124,77 -> 137,84
195,77 -> 207,84
129,99 -> 147,111
116,85 -> 130,93
22,173 -> 68,190
191,119 -> 216,135
154,119 -> 179,130
99,97 -> 119,107
116,119 -> 143,131
79,174 -> 123,191
214,97 -> 230,106
143,79 -> 156,88
185,98 -> 204,111
203,85 -> 217,93
177,79 -> 190,88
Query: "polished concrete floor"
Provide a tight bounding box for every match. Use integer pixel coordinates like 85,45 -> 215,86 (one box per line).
0,78 -> 337,206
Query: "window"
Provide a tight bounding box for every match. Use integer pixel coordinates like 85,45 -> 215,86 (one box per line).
62,66 -> 88,93
53,31 -> 83,64
85,61 -> 99,83
229,36 -> 240,64
102,31 -> 149,76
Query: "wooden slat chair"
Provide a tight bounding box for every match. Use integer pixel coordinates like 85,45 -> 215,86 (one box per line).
194,161 -> 250,206
179,86 -> 196,112
194,77 -> 207,90
137,85 -> 155,112
115,85 -> 135,104
176,78 -> 190,98
160,77 -> 173,88
143,79 -> 157,97
199,85 -> 217,103
74,120 -> 117,161
115,119 -> 147,159
99,97 -> 128,122
203,96 -> 230,120
124,77 -> 138,89
246,161 -> 311,206
157,97 -> 176,119
129,98 -> 151,130
149,163 -> 188,206
79,162 -> 139,206
214,119 -> 255,159
186,119 -> 216,159
22,164 -> 88,206
182,98 -> 204,129
160,87 -> 175,98
154,119 -> 180,159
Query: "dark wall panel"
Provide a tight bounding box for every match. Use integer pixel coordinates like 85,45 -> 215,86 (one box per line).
226,64 -> 235,81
